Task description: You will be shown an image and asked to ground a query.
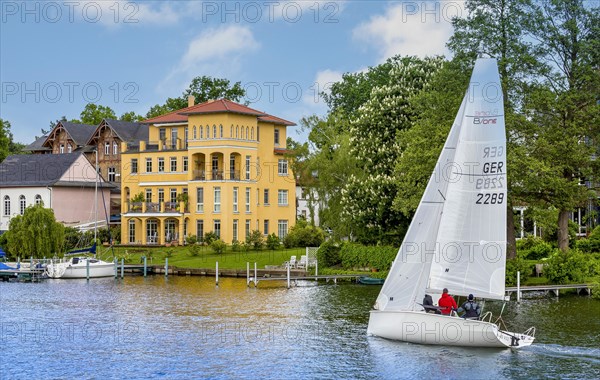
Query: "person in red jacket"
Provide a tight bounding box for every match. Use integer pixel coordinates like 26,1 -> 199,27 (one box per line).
438,288 -> 457,315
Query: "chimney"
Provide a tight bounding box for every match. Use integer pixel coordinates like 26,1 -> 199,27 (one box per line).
188,95 -> 195,107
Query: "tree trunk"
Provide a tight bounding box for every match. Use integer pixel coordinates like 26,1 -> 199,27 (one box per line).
557,209 -> 570,252
506,201 -> 517,259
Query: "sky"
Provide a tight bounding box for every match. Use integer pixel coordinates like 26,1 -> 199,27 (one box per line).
0,0 -> 464,145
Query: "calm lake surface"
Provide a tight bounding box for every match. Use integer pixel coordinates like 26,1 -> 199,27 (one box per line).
1,276 -> 598,379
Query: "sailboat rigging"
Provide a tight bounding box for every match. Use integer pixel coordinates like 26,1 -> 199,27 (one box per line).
367,58 -> 535,348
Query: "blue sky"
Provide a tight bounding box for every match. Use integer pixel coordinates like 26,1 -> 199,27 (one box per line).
1,1 -> 462,144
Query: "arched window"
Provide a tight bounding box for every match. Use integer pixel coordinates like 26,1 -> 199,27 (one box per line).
193,126 -> 197,139
200,126 -> 203,139
251,127 -> 254,140
3,196 -> 10,216
206,126 -> 209,139
19,195 -> 26,215
236,126 -> 239,139
213,125 -> 217,139
220,124 -> 223,138
35,194 -> 42,206
230,125 -> 233,138
246,127 -> 249,140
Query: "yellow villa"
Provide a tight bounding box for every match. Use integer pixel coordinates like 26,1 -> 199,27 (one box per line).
120,98 -> 297,246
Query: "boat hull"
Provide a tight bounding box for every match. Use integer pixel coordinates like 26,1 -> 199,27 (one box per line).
46,261 -> 114,279
368,310 -> 534,348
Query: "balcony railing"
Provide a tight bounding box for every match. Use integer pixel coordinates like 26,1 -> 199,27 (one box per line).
126,201 -> 189,214
192,169 -> 241,181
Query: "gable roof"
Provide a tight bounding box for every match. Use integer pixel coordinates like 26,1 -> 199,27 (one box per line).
23,135 -> 51,152
60,122 -> 97,146
142,104 -> 197,124
87,119 -> 149,145
0,153 -> 83,187
0,153 -> 112,189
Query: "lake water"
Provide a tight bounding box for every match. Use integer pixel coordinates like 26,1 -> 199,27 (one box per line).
1,276 -> 598,379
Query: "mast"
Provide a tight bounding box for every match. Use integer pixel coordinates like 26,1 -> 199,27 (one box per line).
94,149 -> 98,243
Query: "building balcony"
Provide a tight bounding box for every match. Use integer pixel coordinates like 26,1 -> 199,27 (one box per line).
191,169 -> 241,181
125,201 -> 189,214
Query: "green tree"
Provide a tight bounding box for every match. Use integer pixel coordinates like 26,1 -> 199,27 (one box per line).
120,111 -> 145,122
519,0 -> 600,251
80,103 -> 117,125
5,204 -> 65,258
341,56 -> 444,244
0,119 -> 25,162
246,230 -> 264,250
146,76 -> 246,119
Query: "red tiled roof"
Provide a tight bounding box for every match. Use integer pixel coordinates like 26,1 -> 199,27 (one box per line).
143,99 -> 296,126
179,99 -> 266,116
258,114 -> 296,126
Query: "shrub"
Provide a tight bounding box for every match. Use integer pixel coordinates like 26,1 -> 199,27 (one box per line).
317,240 -> 342,268
186,234 -> 197,245
231,240 -> 242,252
283,220 -> 325,248
204,231 -> 219,245
544,249 -> 589,284
505,254 -> 533,286
338,243 -> 397,271
266,233 -> 280,250
246,230 -> 264,250
590,283 -> 600,300
575,226 -> 600,253
516,236 -> 554,260
188,244 -> 201,257
210,239 -> 227,254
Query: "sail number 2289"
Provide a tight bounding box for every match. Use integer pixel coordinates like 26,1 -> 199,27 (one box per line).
476,193 -> 504,205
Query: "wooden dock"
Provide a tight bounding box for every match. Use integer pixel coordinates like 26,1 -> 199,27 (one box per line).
506,284 -> 593,298
0,268 -> 46,282
248,274 -> 361,288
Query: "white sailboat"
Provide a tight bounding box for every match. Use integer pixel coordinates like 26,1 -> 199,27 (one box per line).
46,151 -> 114,279
367,58 -> 535,348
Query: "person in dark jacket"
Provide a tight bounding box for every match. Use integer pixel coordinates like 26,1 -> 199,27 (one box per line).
458,294 -> 481,319
423,294 -> 439,313
438,288 -> 457,315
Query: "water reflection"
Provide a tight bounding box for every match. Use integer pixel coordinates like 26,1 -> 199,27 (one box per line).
1,277 -> 598,379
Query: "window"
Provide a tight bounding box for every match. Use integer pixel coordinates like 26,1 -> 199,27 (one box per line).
230,125 -> 233,138
159,128 -> 166,141
246,127 -> 249,140
245,187 -> 251,213
171,129 -> 178,149
245,219 -> 251,238
264,189 -> 269,205
165,220 -> 176,242
245,156 -> 251,180
197,220 -> 204,241
3,196 -> 10,216
220,124 -> 223,138
230,155 -> 236,179
34,195 -> 42,205
67,144 -> 72,153
60,144 -> 64,154
19,195 -> 26,215
146,158 -> 152,173
158,189 -> 164,206
214,220 -> 221,238
213,187 -> 221,213
108,167 -> 116,182
274,129 -> 280,145
158,158 -> 165,172
145,189 -> 152,202
184,127 -> 188,148
278,190 -> 288,206
236,126 -> 239,139
213,125 -> 217,139
129,220 -> 136,243
131,159 -> 138,174
257,126 -> 260,141
193,126 -> 197,139
183,157 -> 188,172
200,125 -> 203,139
251,127 -> 254,140
206,126 -> 209,139
233,219 -> 238,242
147,220 -> 158,244
278,220 -> 288,239
278,159 -> 288,176
264,220 -> 269,235
113,142 -> 118,155
170,157 -> 177,172
170,188 -> 177,203
233,187 -> 238,213
105,142 -> 110,155
196,187 -> 204,212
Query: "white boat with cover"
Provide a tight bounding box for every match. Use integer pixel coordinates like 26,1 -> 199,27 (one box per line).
45,244 -> 114,279
367,58 -> 535,348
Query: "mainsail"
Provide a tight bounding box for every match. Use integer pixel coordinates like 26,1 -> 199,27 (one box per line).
374,58 -> 507,311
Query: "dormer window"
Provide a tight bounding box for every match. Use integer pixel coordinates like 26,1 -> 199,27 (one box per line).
59,144 -> 64,154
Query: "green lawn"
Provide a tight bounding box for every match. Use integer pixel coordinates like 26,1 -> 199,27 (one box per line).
96,245 -> 306,270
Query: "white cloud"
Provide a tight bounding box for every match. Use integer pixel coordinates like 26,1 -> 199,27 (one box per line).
353,1 -> 465,61
159,25 -> 260,93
